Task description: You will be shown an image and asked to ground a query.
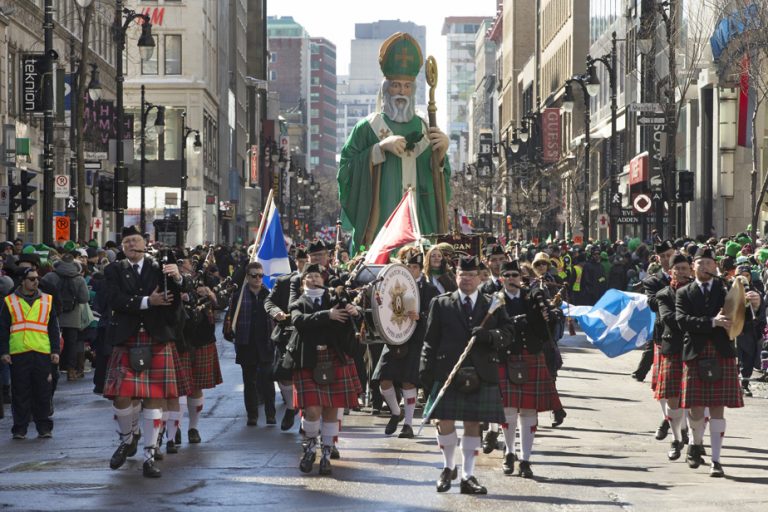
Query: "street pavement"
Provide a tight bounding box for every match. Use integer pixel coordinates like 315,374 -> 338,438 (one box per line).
1,333 -> 767,512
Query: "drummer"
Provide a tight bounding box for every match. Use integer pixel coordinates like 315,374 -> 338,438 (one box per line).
372,248 -> 439,438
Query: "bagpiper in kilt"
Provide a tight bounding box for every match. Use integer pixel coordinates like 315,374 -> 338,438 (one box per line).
644,240 -> 675,442
675,247 -> 754,478
103,226 -> 188,478
283,264 -> 362,476
372,248 -> 439,439
420,256 -> 511,495
655,252 -> 694,461
164,254 -> 224,453
495,260 -> 563,478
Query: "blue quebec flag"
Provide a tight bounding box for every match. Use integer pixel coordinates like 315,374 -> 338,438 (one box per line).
561,289 -> 656,358
256,204 -> 291,289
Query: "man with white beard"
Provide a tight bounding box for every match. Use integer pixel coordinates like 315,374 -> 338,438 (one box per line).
338,32 -> 451,253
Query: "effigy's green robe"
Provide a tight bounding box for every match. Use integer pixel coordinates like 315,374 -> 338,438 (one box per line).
337,112 -> 451,254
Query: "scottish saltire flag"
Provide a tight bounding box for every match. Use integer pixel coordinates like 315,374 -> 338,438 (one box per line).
256,204 -> 291,289
561,289 -> 656,358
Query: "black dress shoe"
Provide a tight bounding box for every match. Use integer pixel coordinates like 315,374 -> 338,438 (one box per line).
502,453 -> 516,475
552,408 -> 567,428
166,440 -> 178,454
631,372 -> 645,382
710,461 -> 724,477
681,428 -> 689,446
154,448 -> 164,461
127,431 -> 141,457
518,460 -> 533,478
247,416 -> 258,426
319,445 -> 332,476
436,467 -> 453,492
110,442 -> 131,470
655,419 -> 670,440
281,409 -> 296,431
668,440 -> 682,461
174,429 -> 181,444
398,424 -> 414,438
330,445 -> 340,460
299,440 -> 317,473
142,458 -> 162,478
188,428 -> 202,444
482,430 -> 499,454
266,415 -> 277,425
385,413 -> 402,435
459,476 -> 487,495
686,444 -> 706,469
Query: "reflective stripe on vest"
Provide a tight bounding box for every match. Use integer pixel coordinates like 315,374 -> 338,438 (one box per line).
572,266 -> 583,292
5,293 -> 52,355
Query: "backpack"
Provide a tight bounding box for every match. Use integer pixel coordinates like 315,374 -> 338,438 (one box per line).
57,276 -> 78,313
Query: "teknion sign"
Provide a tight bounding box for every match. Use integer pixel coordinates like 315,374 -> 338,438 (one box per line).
21,54 -> 46,113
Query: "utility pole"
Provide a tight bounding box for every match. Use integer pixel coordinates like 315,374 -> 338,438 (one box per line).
659,0 -> 678,238
42,0 -> 56,243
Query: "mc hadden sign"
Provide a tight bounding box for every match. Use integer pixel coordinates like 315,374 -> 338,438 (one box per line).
21,54 -> 46,114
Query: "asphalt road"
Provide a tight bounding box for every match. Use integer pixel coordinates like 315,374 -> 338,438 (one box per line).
1,333 -> 767,512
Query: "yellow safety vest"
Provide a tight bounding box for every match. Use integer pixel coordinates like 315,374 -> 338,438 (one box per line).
5,293 -> 53,356
572,265 -> 583,292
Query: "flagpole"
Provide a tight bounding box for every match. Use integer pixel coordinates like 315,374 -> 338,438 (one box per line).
232,188 -> 274,328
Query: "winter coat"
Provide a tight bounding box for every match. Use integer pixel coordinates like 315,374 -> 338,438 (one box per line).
40,259 -> 89,329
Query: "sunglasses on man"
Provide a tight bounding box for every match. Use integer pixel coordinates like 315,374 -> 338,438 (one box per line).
248,273 -> 264,279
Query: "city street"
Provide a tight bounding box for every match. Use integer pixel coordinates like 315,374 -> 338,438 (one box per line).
1,333 -> 766,512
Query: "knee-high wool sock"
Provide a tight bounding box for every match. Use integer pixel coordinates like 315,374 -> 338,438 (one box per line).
380,385 -> 401,416
659,399 -> 668,420
502,407 -> 518,455
131,402 -> 142,436
187,397 -> 204,430
667,407 -> 684,442
402,388 -> 418,426
142,408 -> 163,462
166,409 -> 182,442
279,383 -> 294,410
689,414 -> 706,445
519,410 -> 538,461
709,418 -> 726,463
113,406 -> 134,444
321,421 -> 340,450
461,436 -> 482,479
301,418 -> 321,441
436,430 -> 458,470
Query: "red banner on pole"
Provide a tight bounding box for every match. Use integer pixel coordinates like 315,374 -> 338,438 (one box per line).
249,145 -> 260,188
541,108 -> 561,163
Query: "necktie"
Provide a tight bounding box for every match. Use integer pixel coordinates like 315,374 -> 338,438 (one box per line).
132,264 -> 140,277
463,296 -> 473,319
702,282 -> 710,302
314,297 -> 321,308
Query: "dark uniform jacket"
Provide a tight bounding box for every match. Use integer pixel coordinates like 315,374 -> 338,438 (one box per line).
288,267 -> 343,304
643,270 -> 670,345
420,290 -> 512,387
264,272 -> 297,345
480,277 -> 503,296
104,257 -> 185,346
656,285 -> 684,355
501,287 -> 561,357
675,278 -> 738,361
285,290 -> 357,370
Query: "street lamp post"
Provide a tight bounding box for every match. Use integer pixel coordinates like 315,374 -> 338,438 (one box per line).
113,0 -> 155,236
587,31 -> 619,241
139,84 -> 164,235
42,0 -> 57,243
563,67 -> 599,241
180,110 -> 201,248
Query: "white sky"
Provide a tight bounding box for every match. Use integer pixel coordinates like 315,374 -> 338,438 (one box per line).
268,0 -> 498,128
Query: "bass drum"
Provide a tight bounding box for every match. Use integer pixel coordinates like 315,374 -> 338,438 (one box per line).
351,263 -> 420,346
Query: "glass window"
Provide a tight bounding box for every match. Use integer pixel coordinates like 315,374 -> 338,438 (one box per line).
165,35 -> 182,75
141,35 -> 158,75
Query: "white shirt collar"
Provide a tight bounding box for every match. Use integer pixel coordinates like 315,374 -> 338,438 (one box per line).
505,289 -> 520,300
458,290 -> 479,306
129,257 -> 145,272
695,278 -> 712,289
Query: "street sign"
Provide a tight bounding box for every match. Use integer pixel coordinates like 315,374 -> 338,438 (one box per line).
633,193 -> 652,213
651,191 -> 663,202
84,160 -> 102,170
54,175 -> 70,198
628,102 -> 663,112
92,217 -> 103,233
616,209 -> 640,224
637,116 -> 667,126
84,151 -> 108,161
597,212 -> 609,229
54,216 -> 70,241
0,186 -> 8,218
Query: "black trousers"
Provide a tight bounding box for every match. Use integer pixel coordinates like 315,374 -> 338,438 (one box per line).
239,362 -> 275,419
60,327 -> 83,372
10,352 -> 53,436
634,341 -> 655,377
91,327 -> 111,394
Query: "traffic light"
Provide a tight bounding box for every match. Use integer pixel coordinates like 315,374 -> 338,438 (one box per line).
98,177 -> 114,211
10,170 -> 37,212
678,171 -> 694,202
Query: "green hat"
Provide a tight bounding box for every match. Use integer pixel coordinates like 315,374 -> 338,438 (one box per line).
736,235 -> 751,246
725,241 -> 741,258
627,238 -> 641,252
63,240 -> 77,252
757,248 -> 768,264
379,32 -> 423,81
88,239 -> 99,248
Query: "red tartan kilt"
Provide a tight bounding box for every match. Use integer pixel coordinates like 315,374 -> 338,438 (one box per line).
680,342 -> 744,409
654,352 -> 682,400
293,349 -> 362,409
498,350 -> 562,412
650,343 -> 661,391
177,343 -> 223,391
103,332 -> 182,400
